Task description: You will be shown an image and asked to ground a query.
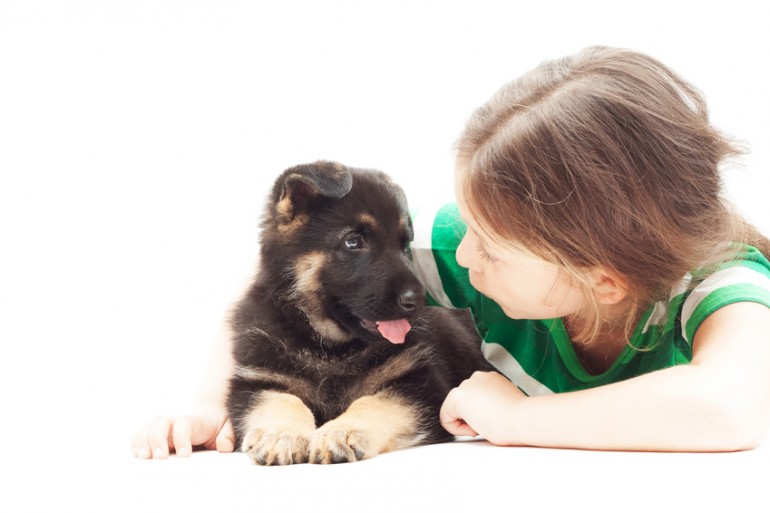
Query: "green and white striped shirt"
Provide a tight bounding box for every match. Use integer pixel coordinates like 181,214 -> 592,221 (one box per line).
411,202 -> 770,396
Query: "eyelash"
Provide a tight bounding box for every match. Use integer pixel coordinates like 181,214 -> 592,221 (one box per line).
476,241 -> 497,263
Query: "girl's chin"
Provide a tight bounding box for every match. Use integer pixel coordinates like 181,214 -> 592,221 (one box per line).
500,306 -> 526,320
499,303 -> 557,321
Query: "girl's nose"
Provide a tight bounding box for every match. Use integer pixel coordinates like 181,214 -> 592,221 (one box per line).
455,231 -> 474,271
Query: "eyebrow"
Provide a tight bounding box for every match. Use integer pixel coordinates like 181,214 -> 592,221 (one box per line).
457,206 -> 498,248
357,213 -> 378,231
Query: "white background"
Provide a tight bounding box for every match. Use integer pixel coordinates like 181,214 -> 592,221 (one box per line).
1,1 -> 768,511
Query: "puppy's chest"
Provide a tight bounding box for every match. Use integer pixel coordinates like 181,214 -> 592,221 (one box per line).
287,346 -> 381,390
280,340 -> 429,386
280,347 -> 382,418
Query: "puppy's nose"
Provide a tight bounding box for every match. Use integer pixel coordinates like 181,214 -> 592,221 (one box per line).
397,289 -> 421,313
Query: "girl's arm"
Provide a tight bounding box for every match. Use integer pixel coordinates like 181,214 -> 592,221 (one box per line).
440,301 -> 770,451
131,311 -> 238,459
131,264 -> 259,459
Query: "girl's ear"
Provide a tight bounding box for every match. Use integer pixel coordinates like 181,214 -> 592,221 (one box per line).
591,267 -> 629,306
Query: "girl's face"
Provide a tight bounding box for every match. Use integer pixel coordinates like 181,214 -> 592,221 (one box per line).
455,191 -> 585,320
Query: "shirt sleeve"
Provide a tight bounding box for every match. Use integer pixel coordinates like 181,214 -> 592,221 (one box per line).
411,202 -> 482,310
680,245 -> 770,344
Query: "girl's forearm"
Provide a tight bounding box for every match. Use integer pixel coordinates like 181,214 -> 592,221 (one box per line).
194,274 -> 256,411
194,316 -> 235,411
505,364 -> 762,452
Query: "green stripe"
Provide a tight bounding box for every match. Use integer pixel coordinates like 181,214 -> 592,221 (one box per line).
547,309 -> 656,385
685,284 -> 770,342
714,245 -> 770,273
430,203 -> 480,310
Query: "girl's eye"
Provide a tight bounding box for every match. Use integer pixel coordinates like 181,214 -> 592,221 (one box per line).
476,241 -> 497,263
344,235 -> 365,250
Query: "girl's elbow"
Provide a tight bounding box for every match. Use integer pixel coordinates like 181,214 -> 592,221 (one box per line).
709,401 -> 769,452
725,419 -> 767,451
718,428 -> 765,452
716,425 -> 764,452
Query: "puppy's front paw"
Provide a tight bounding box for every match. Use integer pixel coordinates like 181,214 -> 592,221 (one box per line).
242,428 -> 311,466
308,425 -> 374,464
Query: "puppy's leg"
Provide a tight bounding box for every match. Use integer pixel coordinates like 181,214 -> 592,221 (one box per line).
308,391 -> 424,464
239,390 -> 316,465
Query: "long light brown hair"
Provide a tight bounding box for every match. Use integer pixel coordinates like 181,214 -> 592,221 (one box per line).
456,46 -> 769,344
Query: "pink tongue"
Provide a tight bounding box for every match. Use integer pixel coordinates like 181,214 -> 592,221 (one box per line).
376,319 -> 412,344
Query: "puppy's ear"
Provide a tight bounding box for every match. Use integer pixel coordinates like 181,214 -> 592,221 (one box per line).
275,161 -> 353,218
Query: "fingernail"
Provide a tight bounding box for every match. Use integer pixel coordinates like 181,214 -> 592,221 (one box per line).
138,448 -> 150,459
153,448 -> 167,459
176,447 -> 190,457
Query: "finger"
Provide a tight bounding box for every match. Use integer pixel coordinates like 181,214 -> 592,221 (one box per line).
443,418 -> 479,438
130,423 -> 153,459
188,415 -> 218,447
439,389 -> 477,437
172,416 -> 194,457
439,388 -> 459,423
147,417 -> 172,459
215,418 -> 235,453
440,401 -> 478,437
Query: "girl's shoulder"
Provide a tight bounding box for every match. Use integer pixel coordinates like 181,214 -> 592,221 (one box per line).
678,244 -> 770,345
410,202 -> 476,309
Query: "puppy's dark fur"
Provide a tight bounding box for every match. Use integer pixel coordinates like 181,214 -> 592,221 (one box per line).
226,161 -> 488,465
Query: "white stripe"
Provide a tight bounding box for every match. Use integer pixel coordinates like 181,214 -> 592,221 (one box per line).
641,300 -> 668,334
680,266 -> 770,343
482,342 -> 554,397
642,273 -> 692,334
672,272 -> 693,298
411,203 -> 455,308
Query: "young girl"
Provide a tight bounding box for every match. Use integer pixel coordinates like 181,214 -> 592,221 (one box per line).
132,46 -> 770,458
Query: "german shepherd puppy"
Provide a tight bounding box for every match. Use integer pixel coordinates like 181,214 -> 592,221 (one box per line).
226,161 -> 488,465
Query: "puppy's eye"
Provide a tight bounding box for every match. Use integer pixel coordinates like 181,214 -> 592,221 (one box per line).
344,235 -> 365,250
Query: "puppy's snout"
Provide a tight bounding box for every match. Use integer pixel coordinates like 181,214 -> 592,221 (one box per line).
397,288 -> 424,313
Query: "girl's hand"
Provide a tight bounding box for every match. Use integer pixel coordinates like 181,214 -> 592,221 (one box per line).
131,408 -> 235,459
440,371 -> 526,445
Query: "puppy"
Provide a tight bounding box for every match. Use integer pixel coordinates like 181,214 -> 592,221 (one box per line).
226,161 -> 488,465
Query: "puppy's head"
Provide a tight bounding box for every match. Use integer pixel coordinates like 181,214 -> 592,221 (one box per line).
261,161 -> 425,344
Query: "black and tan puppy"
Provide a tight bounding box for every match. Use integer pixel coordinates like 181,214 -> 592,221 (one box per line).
226,161 -> 488,465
